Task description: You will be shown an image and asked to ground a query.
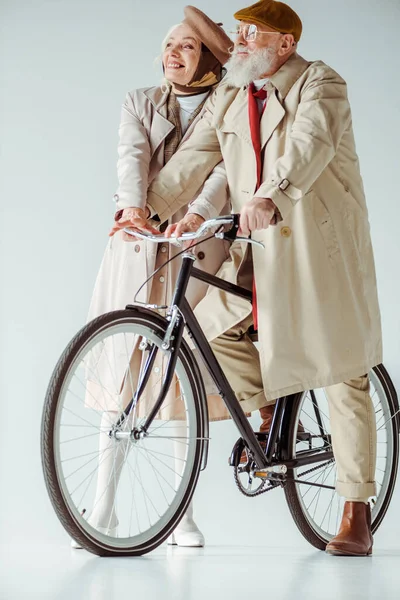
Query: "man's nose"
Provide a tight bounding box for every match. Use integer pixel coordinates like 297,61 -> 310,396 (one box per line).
235,30 -> 247,46
235,40 -> 248,52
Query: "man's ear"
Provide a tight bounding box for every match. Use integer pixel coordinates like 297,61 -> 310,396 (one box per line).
279,34 -> 295,55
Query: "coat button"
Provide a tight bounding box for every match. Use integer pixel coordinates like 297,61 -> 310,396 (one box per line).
159,276 -> 165,283
197,251 -> 205,260
134,245 -> 140,253
280,226 -> 292,238
161,246 -> 167,253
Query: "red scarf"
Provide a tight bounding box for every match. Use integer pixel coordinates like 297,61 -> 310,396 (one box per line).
248,84 -> 267,331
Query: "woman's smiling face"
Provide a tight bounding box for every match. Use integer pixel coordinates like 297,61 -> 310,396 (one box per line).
162,23 -> 202,85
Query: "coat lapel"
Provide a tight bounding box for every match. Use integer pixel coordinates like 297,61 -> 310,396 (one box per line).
260,87 -> 285,151
259,54 -> 311,150
143,87 -> 174,156
219,87 -> 252,146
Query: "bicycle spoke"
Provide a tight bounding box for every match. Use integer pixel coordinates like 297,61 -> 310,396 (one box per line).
61,449 -> 102,463
60,432 -> 100,444
133,456 -> 157,527
70,444 -> 114,499
140,442 -> 185,479
82,353 -> 118,412
137,443 -> 177,494
127,451 -> 140,536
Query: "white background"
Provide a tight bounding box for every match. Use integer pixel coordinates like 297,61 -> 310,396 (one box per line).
1,0 -> 400,554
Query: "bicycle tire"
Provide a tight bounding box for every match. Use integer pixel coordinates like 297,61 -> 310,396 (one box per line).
41,308 -> 208,556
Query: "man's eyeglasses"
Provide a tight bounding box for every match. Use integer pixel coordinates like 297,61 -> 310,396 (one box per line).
230,24 -> 282,42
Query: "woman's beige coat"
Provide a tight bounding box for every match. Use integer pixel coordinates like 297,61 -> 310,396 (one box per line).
87,86 -> 231,419
146,54 -> 383,401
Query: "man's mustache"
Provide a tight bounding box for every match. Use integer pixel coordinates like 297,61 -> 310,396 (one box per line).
230,45 -> 257,57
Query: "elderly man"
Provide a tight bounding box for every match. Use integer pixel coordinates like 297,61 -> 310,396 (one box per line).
117,1 -> 382,556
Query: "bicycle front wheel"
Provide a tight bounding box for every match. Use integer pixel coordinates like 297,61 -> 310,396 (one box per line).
284,365 -> 399,550
41,308 -> 207,556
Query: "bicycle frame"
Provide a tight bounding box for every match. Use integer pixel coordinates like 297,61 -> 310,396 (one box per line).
127,252 -> 334,472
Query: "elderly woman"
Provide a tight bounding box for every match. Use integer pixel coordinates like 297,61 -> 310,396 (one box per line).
71,7 -> 233,550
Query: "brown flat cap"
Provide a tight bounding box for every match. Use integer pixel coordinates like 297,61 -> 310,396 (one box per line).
234,0 -> 302,42
184,6 -> 233,65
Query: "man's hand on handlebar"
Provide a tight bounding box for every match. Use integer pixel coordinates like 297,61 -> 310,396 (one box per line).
238,197 -> 276,237
109,207 -> 160,241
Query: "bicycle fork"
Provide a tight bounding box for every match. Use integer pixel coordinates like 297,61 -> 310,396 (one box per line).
114,254 -> 195,440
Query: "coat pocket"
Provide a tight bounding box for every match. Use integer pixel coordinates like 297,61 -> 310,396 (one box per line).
306,191 -> 340,262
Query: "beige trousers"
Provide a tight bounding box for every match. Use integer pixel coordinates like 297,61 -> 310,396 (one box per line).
210,314 -> 377,501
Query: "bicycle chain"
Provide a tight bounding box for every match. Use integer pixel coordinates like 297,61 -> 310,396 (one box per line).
233,466 -> 283,498
296,458 -> 335,479
233,458 -> 335,498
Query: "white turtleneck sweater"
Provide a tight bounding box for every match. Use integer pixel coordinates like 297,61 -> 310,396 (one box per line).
175,91 -> 209,135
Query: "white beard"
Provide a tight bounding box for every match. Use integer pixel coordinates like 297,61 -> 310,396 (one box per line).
224,46 -> 277,88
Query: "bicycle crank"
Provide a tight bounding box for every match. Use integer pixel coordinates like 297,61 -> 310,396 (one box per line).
233,463 -> 287,498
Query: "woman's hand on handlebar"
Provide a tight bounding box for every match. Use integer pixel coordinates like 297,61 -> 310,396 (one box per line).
165,213 -> 205,247
109,207 -> 159,241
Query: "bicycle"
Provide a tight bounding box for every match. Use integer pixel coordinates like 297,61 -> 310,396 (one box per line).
41,214 -> 399,556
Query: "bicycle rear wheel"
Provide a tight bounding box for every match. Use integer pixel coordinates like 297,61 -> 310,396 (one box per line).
41,308 -> 207,556
284,365 -> 399,550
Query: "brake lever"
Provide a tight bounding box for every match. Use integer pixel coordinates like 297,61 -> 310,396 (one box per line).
236,237 -> 265,249
215,231 -> 265,249
222,213 -> 240,242
215,213 -> 265,249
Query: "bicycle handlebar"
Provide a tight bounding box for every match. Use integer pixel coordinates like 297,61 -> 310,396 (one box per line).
123,214 -> 265,249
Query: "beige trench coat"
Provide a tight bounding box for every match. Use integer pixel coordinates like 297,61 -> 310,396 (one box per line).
86,85 -> 232,419
146,54 -> 383,402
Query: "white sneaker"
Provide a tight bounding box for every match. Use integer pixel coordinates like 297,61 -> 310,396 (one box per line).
70,525 -> 118,549
167,518 -> 205,547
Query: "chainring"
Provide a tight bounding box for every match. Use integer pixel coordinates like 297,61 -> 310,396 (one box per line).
232,439 -> 280,497
231,436 -> 336,498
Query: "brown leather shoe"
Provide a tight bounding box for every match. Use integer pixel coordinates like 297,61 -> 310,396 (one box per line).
259,404 -> 275,433
240,405 -> 306,463
259,405 -> 305,436
239,405 -> 274,463
326,501 -> 373,556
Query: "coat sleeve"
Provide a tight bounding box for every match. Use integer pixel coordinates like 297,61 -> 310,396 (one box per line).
186,162 -> 228,221
114,92 -> 151,211
146,89 -> 222,223
256,68 -> 352,220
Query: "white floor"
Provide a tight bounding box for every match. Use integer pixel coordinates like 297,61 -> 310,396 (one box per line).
2,542 -> 400,600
